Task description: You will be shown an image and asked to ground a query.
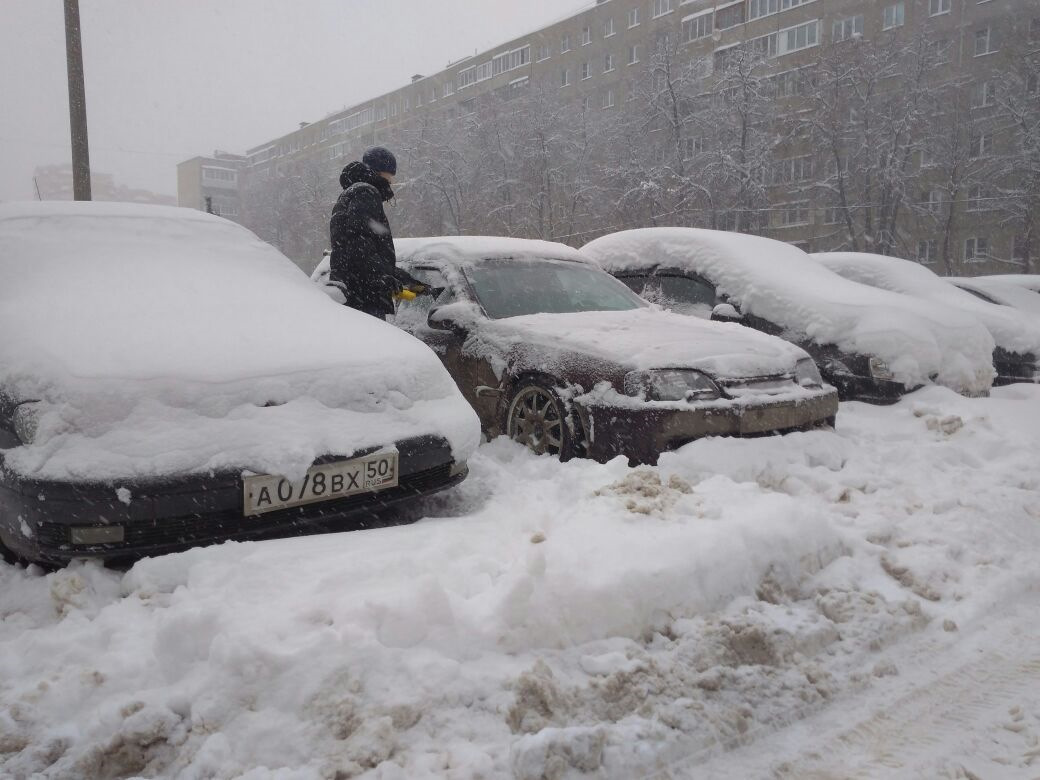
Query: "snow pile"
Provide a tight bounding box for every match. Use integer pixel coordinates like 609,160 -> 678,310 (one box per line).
0,202 -> 480,481
3,385 -> 1040,778
978,273 -> 1040,293
583,229 -> 995,394
815,252 -> 1040,357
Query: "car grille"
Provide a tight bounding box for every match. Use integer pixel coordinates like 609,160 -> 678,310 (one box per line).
35,463 -> 454,553
719,376 -> 798,398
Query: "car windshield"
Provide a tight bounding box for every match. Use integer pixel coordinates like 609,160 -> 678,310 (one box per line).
465,257 -> 646,318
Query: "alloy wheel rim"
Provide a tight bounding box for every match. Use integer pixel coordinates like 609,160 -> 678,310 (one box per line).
508,387 -> 564,456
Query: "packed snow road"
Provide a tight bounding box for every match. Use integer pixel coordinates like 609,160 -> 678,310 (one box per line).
1,385 -> 1039,779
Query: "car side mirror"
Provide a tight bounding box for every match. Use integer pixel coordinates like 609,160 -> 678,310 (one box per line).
427,301 -> 483,333
711,303 -> 743,322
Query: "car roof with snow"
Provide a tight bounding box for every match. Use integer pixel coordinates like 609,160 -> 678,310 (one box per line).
395,236 -> 590,266
814,252 -> 1040,356
581,228 -> 995,392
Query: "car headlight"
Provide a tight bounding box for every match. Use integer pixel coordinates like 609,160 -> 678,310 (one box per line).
868,357 -> 895,381
11,402 -> 44,445
624,369 -> 721,402
794,358 -> 823,388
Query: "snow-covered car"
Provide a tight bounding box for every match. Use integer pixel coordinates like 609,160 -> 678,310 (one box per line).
949,277 -> 1040,317
0,202 -> 480,566
582,229 -> 995,403
317,237 -> 839,464
977,274 -> 1040,294
815,253 -> 1040,385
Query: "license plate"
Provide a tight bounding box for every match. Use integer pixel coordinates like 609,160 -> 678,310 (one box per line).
242,451 -> 398,516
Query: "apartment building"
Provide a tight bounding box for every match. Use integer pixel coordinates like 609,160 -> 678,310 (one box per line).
176,152 -> 248,222
178,0 -> 1032,272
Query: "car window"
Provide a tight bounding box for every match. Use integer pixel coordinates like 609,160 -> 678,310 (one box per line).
956,285 -> 1003,306
392,267 -> 455,330
466,258 -> 645,319
617,273 -> 716,319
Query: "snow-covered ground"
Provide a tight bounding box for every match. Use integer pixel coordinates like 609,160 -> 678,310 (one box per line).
2,385 -> 1039,779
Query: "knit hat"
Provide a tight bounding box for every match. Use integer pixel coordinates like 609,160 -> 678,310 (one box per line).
362,146 -> 397,176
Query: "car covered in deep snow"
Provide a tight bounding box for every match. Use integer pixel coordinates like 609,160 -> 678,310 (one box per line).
815,253 -> 1040,385
948,277 -> 1040,318
315,237 -> 839,464
977,274 -> 1040,294
0,202 -> 480,565
582,229 -> 995,403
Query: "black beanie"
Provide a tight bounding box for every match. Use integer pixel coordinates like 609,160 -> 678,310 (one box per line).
362,146 -> 397,175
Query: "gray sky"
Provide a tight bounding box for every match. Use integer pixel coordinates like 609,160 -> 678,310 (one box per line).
0,0 -> 590,201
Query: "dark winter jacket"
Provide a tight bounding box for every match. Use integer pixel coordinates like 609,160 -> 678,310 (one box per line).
329,162 -> 416,318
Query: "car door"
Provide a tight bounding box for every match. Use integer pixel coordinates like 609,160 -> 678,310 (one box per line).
392,266 -> 504,429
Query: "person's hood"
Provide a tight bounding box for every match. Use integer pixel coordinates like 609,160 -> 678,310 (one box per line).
477,309 -> 810,380
340,161 -> 394,202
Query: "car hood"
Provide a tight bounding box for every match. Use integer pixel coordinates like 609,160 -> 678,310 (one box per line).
477,308 -> 809,380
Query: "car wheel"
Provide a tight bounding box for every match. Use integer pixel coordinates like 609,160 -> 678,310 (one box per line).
505,381 -> 587,460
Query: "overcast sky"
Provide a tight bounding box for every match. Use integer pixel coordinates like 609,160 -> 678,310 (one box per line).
0,0 -> 590,201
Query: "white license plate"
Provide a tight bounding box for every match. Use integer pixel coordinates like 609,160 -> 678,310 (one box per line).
242,451 -> 398,516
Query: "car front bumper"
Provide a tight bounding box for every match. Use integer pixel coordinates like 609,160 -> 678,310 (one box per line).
580,388 -> 839,464
0,435 -> 465,566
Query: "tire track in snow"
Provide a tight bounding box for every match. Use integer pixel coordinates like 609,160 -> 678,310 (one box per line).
773,649 -> 1040,779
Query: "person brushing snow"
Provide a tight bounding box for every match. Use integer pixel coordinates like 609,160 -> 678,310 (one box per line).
328,147 -> 423,320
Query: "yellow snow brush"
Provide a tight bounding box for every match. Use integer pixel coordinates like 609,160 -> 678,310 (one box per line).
394,289 -> 417,301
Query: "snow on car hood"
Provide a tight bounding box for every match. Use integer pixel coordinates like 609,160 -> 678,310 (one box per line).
478,308 -> 810,379
0,202 -> 480,481
814,253 -> 1040,357
583,229 -> 995,393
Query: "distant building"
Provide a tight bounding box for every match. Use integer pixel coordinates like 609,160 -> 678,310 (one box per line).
179,0 -> 1032,273
176,152 -> 247,222
33,163 -> 176,206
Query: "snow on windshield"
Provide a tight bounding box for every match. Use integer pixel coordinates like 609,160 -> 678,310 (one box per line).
0,202 -> 480,481
814,252 -> 1040,356
583,229 -> 995,394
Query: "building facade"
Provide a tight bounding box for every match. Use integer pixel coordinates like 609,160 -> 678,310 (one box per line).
178,0 -> 1034,273
35,163 -> 176,206
176,152 -> 247,221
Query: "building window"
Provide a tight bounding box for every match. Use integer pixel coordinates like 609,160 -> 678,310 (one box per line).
921,189 -> 942,213
917,239 -> 938,264
628,7 -> 640,27
560,68 -> 571,87
1031,17 -> 1040,42
716,2 -> 746,29
604,53 -> 615,72
773,156 -> 813,184
824,206 -> 842,225
602,89 -> 615,109
390,102 -> 398,117
964,237 -> 989,262
750,32 -> 779,58
780,0 -> 816,9
561,34 -> 571,53
492,45 -> 530,77
927,38 -> 951,64
929,0 -> 951,16
833,15 -> 864,42
682,12 -> 713,43
652,0 -> 673,19
883,2 -> 904,30
779,20 -> 819,55
581,61 -> 591,80
604,18 -> 615,37
967,185 -> 989,211
1030,74 -> 1040,95
777,201 -> 811,227
970,132 -> 993,158
583,96 -> 592,113
975,27 -> 994,56
537,45 -> 551,62
1013,235 -> 1029,261
628,44 -> 640,65
748,0 -> 778,21
972,81 -> 995,108
582,26 -> 591,45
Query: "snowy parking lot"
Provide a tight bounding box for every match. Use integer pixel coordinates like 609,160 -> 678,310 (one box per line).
2,385 -> 1040,779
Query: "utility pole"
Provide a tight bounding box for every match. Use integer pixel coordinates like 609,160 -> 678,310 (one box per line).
63,0 -> 91,201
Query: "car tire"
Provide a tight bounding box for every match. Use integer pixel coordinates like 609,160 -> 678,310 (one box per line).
504,380 -> 588,461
